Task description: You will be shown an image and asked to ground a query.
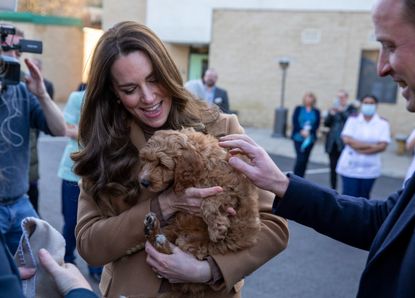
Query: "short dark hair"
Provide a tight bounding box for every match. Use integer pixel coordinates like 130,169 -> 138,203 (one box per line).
360,94 -> 379,104
403,0 -> 415,26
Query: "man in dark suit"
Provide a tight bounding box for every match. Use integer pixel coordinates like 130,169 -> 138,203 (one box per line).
202,68 -> 230,114
219,0 -> 415,296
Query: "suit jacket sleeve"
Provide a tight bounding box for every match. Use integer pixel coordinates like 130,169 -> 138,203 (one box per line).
291,106 -> 301,138
0,233 -> 25,298
215,87 -> 230,114
221,89 -> 230,114
65,289 -> 98,298
274,174 -> 399,250
209,114 -> 289,293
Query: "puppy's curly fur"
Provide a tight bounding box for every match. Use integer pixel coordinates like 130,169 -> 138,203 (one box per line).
139,128 -> 260,298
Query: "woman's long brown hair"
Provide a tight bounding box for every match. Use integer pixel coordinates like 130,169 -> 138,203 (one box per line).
72,21 -> 218,213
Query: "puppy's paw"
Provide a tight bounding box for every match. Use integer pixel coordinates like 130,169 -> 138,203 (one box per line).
155,234 -> 172,254
144,212 -> 158,239
208,217 -> 230,242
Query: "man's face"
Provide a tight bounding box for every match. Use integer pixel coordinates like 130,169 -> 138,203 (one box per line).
203,70 -> 217,88
337,91 -> 348,106
373,0 -> 415,111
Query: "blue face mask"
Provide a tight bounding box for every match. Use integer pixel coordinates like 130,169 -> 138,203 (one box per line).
361,103 -> 376,116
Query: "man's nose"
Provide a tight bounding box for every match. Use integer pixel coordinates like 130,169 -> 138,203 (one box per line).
377,52 -> 391,77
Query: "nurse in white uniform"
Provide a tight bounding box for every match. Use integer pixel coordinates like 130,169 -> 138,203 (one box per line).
336,95 -> 391,199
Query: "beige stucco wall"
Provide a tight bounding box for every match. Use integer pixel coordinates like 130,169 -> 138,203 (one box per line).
102,0 -> 147,30
5,22 -> 83,103
210,9 -> 409,136
164,43 -> 190,82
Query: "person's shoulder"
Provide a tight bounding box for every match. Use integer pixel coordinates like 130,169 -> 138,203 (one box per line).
207,112 -> 241,135
344,114 -> 359,124
215,85 -> 227,93
378,116 -> 390,128
68,91 -> 85,102
379,116 -> 389,123
217,111 -> 238,123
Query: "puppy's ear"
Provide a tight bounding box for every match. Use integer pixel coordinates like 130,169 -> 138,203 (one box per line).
159,152 -> 175,170
173,146 -> 204,193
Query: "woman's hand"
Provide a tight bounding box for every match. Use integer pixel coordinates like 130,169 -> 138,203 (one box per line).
300,129 -> 310,138
145,241 -> 212,284
158,186 -> 223,221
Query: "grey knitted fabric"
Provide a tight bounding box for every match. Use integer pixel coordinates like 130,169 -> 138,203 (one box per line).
14,217 -> 66,298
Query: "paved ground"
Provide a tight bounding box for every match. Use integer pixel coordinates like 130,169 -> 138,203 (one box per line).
37,129 -> 405,297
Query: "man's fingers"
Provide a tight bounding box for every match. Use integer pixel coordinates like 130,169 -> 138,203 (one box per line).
220,134 -> 256,145
18,267 -> 36,280
38,248 -> 61,276
219,139 -> 257,156
228,156 -> 253,173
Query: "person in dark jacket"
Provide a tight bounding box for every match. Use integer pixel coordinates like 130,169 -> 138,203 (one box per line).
291,92 -> 321,177
324,89 -> 357,189
219,1 -> 415,295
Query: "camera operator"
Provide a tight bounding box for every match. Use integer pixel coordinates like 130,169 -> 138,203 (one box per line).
0,24 -> 66,254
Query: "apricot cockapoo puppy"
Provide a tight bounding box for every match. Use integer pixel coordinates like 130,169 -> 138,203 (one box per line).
139,128 -> 261,298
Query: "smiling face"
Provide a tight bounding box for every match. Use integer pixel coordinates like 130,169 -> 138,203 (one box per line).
111,51 -> 172,128
373,0 -> 415,111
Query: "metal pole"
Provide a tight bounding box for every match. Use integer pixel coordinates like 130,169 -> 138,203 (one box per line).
280,67 -> 287,108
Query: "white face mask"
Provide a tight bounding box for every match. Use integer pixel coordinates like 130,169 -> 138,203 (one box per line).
361,103 -> 376,116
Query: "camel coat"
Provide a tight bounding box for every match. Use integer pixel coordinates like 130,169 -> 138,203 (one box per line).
75,113 -> 289,298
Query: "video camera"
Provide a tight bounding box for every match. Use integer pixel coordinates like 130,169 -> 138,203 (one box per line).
0,24 -> 43,85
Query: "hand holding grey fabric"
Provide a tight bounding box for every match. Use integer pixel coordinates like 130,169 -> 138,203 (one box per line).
38,248 -> 92,295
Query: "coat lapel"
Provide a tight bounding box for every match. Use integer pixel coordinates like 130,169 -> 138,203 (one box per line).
367,174 -> 415,265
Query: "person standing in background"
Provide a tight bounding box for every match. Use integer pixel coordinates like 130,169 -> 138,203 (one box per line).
336,95 -> 390,199
291,92 -> 321,177
0,24 -> 66,254
57,85 -> 102,282
324,89 -> 357,190
185,68 -> 231,114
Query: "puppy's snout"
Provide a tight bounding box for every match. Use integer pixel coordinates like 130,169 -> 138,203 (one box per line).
140,178 -> 151,188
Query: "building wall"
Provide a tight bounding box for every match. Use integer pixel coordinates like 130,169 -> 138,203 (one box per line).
210,9 -> 408,136
146,0 -> 375,44
102,0 -> 147,30
4,21 -> 83,103
164,43 -> 190,81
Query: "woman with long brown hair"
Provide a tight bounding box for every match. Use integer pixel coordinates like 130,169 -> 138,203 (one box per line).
73,21 -> 288,297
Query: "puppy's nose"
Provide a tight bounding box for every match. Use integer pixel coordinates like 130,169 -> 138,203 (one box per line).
140,179 -> 151,188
